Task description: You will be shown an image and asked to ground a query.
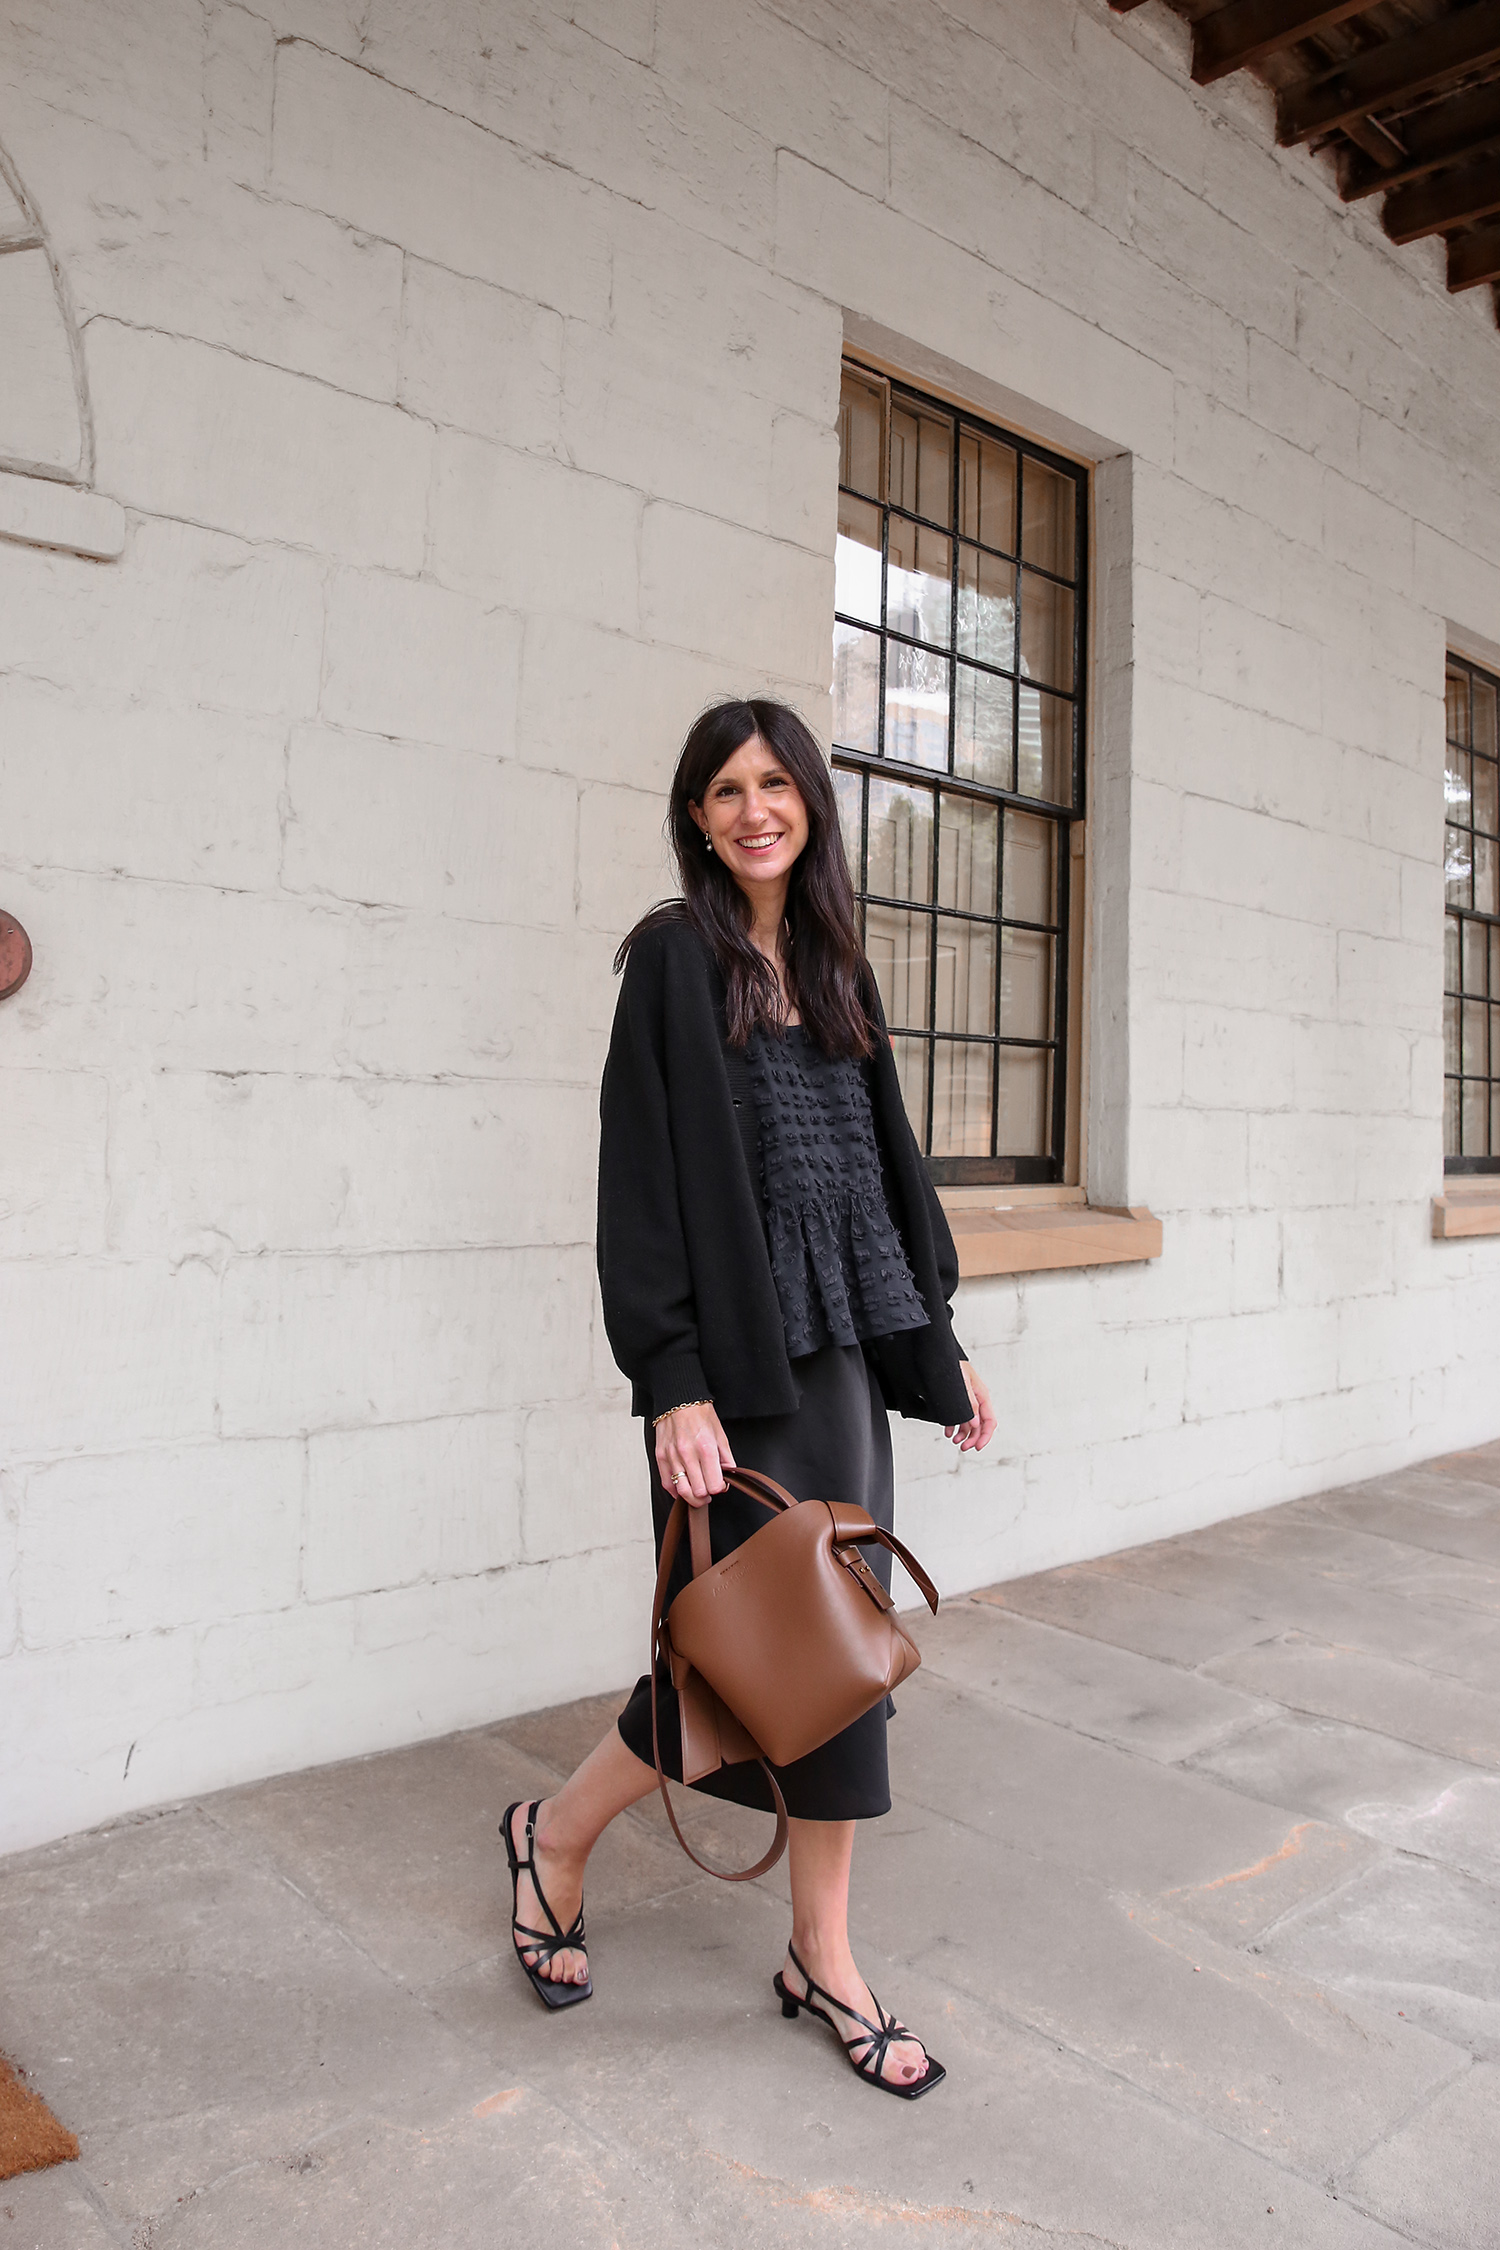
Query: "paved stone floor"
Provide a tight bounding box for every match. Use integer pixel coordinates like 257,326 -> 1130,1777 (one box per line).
3,1446 -> 1499,2250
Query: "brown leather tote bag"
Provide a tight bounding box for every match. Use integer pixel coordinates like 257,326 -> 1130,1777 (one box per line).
648,1463 -> 939,1880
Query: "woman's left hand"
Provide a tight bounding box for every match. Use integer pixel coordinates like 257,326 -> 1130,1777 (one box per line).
945,1361 -> 997,1453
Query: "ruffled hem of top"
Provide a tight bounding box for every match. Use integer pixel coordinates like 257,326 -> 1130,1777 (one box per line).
765,1188 -> 931,1360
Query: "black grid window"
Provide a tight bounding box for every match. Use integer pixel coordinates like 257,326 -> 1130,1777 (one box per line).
832,361 -> 1087,1184
1445,653 -> 1500,1171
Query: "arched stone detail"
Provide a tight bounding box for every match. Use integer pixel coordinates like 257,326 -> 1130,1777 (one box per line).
0,142 -> 89,483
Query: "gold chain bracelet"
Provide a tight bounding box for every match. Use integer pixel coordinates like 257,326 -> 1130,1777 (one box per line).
652,1399 -> 713,1426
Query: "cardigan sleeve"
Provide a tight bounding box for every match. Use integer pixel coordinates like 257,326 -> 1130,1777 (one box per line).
596,930 -> 712,1419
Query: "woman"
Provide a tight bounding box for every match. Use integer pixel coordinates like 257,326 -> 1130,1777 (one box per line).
502,698 -> 996,2097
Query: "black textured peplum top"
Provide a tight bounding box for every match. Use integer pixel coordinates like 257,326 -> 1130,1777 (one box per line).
745,1026 -> 930,1359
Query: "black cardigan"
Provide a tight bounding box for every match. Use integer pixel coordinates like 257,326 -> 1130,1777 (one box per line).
596,912 -> 972,1426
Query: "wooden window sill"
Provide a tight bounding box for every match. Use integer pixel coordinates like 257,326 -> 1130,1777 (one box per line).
1432,1186 -> 1500,1239
938,1188 -> 1164,1277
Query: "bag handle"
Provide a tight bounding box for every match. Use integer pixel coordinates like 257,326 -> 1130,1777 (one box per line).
824,1501 -> 940,1615
649,1494 -> 788,1881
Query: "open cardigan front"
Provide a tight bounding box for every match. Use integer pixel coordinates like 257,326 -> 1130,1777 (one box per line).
595,911 -> 971,1427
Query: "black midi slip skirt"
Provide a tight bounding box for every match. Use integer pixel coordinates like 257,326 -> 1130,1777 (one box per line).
615,1340 -> 897,1822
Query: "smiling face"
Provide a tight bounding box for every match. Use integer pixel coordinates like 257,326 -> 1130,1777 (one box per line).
690,735 -> 810,898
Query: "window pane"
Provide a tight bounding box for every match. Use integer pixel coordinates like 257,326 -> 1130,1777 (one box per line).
1444,1073 -> 1461,1157
1475,675 -> 1498,757
1004,810 -> 1054,925
938,795 -> 999,917
1018,685 -> 1072,805
1462,916 -> 1487,993
1477,834 -> 1498,917
839,369 -> 884,500
932,1041 -> 993,1157
833,623 -> 880,756
884,642 -> 950,770
889,401 -> 953,527
1444,992 -> 1461,1074
935,916 -> 996,1036
1493,923 -> 1500,992
833,765 -> 861,885
1021,458 -> 1076,578
957,545 -> 1016,669
867,777 -> 933,903
1445,825 -> 1472,907
1446,748 -> 1472,818
1019,571 -> 1075,691
1463,1079 -> 1488,1153
953,664 -> 1013,789
887,517 -> 952,646
1002,928 -> 1053,1041
867,905 -> 931,1029
1447,665 -> 1472,746
891,1035 -> 929,1147
1493,1082 -> 1500,1157
1447,915 -> 1464,992
835,494 -> 882,624
1475,748 -> 1499,838
1463,997 -> 1488,1075
959,430 -> 1017,553
998,1046 -> 1050,1156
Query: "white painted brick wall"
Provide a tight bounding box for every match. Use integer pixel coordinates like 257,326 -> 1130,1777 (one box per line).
2,0 -> 1498,1854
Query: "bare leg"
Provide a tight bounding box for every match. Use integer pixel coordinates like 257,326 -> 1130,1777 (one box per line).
507,1725 -> 656,1985
782,1817 -> 930,2086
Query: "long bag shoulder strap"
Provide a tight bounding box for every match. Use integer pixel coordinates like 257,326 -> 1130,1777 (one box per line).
649,1488 -> 789,1881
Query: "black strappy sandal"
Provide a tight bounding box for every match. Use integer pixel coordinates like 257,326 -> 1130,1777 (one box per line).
500,1799 -> 592,2011
773,1940 -> 945,2099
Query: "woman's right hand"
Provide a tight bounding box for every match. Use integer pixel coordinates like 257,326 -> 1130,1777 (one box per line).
654,1401 -> 736,1505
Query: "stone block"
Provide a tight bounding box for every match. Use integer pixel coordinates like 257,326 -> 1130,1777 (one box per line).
0,515 -> 325,720
1280,1207 -> 1395,1307
398,260 -> 563,450
0,870 -> 354,1078
655,0 -> 887,198
1186,1306 -> 1338,1421
1206,1632 -> 1500,1768
1130,1104 -> 1249,1213
517,613 -> 813,787
0,243 -> 83,474
1345,1773 -> 1500,1891
577,779 -> 673,937
1262,1854 -> 1500,2062
340,912 -> 616,1084
1182,1003 -> 1296,1113
1188,1710 -> 1479,1828
0,1627 -> 198,1855
321,568 -> 522,754
427,432 -> 640,630
2,1065 -> 103,1265
18,1438 -> 302,1645
1346,2065 -> 1500,2243
0,1257 -> 220,1459
271,40 -> 612,322
640,501 -> 830,681
0,679 -> 284,890
1336,929 -> 1439,1033
303,1412 -> 524,1601
0,467 -> 124,559
48,106 -> 402,399
215,1243 -> 595,1438
205,1 -> 274,187
1132,890 -> 1338,1019
521,1399 -> 646,1560
977,1563 -> 1269,1669
913,1598 -> 1269,1765
87,322 -> 431,568
108,1070 -> 598,1259
283,725 -> 575,925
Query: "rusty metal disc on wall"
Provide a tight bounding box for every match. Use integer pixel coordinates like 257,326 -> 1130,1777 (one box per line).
0,911 -> 33,1001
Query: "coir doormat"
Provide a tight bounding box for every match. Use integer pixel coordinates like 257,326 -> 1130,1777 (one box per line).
0,2056 -> 78,2181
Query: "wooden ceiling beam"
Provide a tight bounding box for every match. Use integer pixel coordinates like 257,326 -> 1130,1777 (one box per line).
1278,2 -> 1500,145
1338,78 -> 1500,200
1192,2 -> 1374,89
1383,150 -> 1500,242
1447,219 -> 1500,290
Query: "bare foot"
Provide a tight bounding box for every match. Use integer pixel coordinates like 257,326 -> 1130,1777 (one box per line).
782,1942 -> 930,2087
506,1801 -> 588,1986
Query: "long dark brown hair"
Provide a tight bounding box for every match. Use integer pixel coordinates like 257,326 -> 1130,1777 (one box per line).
617,698 -> 876,1059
